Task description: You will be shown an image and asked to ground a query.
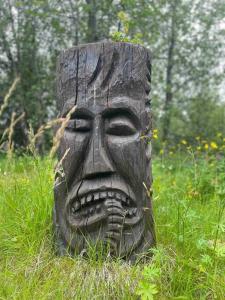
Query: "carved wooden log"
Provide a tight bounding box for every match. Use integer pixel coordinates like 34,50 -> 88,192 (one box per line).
53,42 -> 155,261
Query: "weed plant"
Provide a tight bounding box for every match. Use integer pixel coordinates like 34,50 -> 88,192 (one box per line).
0,151 -> 224,299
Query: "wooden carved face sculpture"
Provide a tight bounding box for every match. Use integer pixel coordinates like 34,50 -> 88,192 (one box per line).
54,42 -> 155,260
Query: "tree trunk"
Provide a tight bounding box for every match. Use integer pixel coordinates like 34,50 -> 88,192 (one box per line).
68,0 -> 80,45
86,0 -> 98,42
162,4 -> 176,142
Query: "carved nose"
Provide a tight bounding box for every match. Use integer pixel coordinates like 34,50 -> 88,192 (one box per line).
82,121 -> 115,179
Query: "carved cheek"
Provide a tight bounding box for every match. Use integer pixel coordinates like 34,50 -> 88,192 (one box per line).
60,132 -> 90,183
106,134 -> 144,185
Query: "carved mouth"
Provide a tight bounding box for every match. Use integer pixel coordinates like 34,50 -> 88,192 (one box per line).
67,189 -> 141,228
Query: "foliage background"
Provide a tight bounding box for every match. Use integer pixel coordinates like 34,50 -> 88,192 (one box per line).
0,0 -> 225,152
0,1 -> 225,299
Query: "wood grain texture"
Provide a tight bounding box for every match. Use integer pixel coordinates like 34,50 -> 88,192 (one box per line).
54,42 -> 155,261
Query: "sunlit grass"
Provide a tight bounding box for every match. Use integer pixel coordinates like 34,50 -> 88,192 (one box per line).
0,153 -> 224,299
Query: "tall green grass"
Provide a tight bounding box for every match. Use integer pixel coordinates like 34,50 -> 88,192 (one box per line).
0,153 -> 224,299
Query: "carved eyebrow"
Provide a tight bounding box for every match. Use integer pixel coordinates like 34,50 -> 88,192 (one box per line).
61,97 -> 76,116
62,107 -> 93,119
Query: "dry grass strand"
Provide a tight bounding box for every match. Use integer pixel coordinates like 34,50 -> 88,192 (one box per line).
6,111 -> 25,158
0,77 -> 20,119
50,106 -> 76,158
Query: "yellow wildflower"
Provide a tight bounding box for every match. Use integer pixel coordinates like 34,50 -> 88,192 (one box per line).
210,142 -> 218,149
181,139 -> 187,145
152,129 -> 158,139
159,149 -> 164,155
204,144 -> 209,150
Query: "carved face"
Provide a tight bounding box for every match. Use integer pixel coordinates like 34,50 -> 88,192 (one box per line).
54,42 -> 155,259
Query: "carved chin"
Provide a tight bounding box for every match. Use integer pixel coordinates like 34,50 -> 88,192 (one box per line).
66,189 -> 142,229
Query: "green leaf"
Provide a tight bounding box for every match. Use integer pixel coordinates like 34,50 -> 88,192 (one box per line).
136,282 -> 158,300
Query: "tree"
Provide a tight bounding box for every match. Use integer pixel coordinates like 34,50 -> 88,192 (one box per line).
117,0 -> 225,143
0,0 -> 224,152
0,0 -> 56,148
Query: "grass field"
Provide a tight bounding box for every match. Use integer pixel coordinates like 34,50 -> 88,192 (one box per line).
0,152 -> 224,299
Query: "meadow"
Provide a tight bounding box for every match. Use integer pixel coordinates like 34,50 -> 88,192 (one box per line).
1,1 -> 225,298
0,149 -> 224,299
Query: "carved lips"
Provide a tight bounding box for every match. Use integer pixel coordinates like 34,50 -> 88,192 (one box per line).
66,187 -> 142,229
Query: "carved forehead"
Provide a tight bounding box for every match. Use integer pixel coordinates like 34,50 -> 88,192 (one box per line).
56,42 -> 151,111
61,96 -> 144,118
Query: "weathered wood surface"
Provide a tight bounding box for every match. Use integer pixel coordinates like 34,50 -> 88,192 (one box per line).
54,42 -> 155,261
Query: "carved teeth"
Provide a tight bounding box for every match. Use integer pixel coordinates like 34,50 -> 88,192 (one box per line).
80,191 -> 131,203
115,192 -> 122,200
125,209 -> 135,217
73,191 -> 133,214
121,195 -> 126,203
73,201 -> 81,211
81,197 -> 86,206
86,194 -> 92,203
107,191 -> 114,198
94,193 -> 100,200
104,199 -> 113,206
100,192 -> 107,198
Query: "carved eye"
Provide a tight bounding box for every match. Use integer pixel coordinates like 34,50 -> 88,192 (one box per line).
105,117 -> 137,136
66,119 -> 91,132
